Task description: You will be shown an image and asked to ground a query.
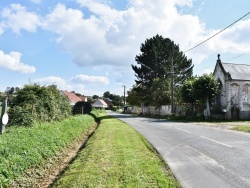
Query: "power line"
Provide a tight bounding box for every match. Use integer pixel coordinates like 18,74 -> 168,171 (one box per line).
226,51 -> 250,62
184,11 -> 250,53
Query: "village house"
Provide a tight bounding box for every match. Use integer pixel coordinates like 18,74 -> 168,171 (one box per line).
92,99 -> 108,109
60,90 -> 83,107
213,54 -> 250,119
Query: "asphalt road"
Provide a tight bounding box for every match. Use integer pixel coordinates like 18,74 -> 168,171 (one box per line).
107,112 -> 250,188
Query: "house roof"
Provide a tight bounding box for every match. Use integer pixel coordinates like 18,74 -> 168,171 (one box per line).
61,91 -> 82,103
221,63 -> 250,81
214,54 -> 250,81
92,99 -> 108,108
104,99 -> 113,106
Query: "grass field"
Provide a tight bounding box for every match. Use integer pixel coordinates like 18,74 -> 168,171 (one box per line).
53,114 -> 180,188
0,113 -> 97,187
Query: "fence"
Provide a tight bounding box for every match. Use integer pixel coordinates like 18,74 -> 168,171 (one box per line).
126,104 -> 204,117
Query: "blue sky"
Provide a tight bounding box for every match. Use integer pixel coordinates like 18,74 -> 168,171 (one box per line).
0,0 -> 250,97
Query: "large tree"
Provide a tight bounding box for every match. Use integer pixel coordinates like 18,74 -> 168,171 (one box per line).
132,35 -> 193,105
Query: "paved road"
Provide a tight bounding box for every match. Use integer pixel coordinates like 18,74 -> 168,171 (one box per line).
107,112 -> 250,188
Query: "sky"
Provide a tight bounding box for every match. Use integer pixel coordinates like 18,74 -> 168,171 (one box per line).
0,0 -> 250,97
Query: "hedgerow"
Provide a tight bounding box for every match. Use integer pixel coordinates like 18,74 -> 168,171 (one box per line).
8,84 -> 71,126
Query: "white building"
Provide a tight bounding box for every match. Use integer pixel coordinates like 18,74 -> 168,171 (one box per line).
213,54 -> 250,119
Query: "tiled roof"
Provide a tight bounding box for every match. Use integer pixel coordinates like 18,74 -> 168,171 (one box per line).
61,91 -> 82,103
222,63 -> 250,81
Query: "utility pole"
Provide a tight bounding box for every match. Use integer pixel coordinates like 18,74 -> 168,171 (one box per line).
170,57 -> 174,114
122,85 -> 126,113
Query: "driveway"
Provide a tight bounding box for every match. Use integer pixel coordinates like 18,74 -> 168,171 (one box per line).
107,112 -> 250,188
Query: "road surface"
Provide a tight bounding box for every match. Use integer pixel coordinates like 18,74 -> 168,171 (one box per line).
107,112 -> 250,188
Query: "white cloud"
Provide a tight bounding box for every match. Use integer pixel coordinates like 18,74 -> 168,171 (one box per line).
33,76 -> 66,85
70,74 -> 109,85
1,1 -> 249,77
0,51 -> 36,73
1,4 -> 41,33
40,1 -> 206,69
186,19 -> 250,65
34,75 -> 109,96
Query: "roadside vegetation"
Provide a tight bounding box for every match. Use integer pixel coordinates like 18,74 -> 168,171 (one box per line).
53,113 -> 180,188
232,124 -> 250,132
0,113 -> 97,187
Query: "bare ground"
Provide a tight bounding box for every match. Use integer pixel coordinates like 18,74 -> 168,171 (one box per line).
10,123 -> 98,188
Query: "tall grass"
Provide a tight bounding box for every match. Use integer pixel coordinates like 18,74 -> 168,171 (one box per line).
0,113 -> 97,187
54,114 -> 180,188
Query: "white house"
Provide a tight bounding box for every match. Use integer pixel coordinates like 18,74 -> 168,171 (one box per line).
92,99 -> 108,109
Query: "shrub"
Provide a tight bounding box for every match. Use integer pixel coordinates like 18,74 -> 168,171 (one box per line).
73,101 -> 92,115
8,84 -> 71,126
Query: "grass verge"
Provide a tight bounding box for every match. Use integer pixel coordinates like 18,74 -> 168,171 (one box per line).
232,126 -> 250,132
53,113 -> 180,188
0,112 -> 98,187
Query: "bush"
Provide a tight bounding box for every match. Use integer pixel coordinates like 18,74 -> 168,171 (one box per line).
8,84 -> 72,126
73,101 -> 92,115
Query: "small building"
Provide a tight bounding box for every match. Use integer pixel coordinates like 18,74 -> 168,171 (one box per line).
213,54 -> 250,119
60,90 -> 82,107
92,99 -> 108,109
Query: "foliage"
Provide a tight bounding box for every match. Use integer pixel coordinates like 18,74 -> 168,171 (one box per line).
92,95 -> 99,99
8,84 -> 71,126
180,74 -> 220,117
126,87 -> 141,106
103,91 -> 110,98
192,74 -> 220,102
180,74 -> 219,103
0,114 -> 97,187
73,101 -> 92,115
180,78 -> 196,104
54,114 -> 180,187
132,34 -> 193,105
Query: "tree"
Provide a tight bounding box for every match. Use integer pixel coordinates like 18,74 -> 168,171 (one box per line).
132,34 -> 193,105
193,74 -> 220,118
103,91 -> 110,98
92,95 -> 99,99
181,78 -> 196,104
180,78 -> 196,114
126,87 -> 141,106
73,101 -> 92,115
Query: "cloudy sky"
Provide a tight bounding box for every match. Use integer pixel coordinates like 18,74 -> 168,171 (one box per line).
0,0 -> 250,96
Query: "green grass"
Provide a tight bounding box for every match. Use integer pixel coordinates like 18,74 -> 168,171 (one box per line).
53,114 -> 180,188
232,126 -> 250,132
0,113 -> 97,187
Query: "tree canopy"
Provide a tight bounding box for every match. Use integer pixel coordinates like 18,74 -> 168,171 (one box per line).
131,34 -> 193,106
180,74 -> 220,117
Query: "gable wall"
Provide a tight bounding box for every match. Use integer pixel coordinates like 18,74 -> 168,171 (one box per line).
213,63 -> 227,109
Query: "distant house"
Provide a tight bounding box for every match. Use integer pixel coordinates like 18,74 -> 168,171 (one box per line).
60,90 -> 82,107
79,96 -> 88,102
92,99 -> 108,109
213,54 -> 250,119
104,98 -> 114,109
